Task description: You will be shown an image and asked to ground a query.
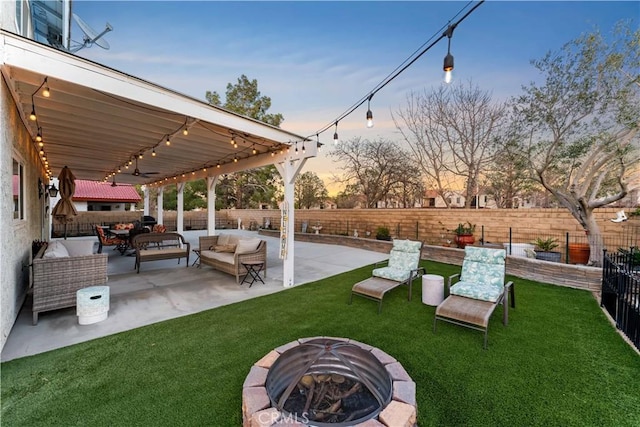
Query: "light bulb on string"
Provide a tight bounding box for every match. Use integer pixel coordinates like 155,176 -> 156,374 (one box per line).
443,25 -> 455,84
42,78 -> 50,98
366,94 -> 374,128
333,122 -> 339,145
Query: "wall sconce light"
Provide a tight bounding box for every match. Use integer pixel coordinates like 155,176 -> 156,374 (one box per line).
38,178 -> 58,198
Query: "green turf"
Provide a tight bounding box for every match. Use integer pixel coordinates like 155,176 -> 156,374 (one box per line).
2,261 -> 639,426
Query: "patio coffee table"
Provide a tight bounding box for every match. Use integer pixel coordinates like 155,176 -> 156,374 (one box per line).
350,276 -> 408,314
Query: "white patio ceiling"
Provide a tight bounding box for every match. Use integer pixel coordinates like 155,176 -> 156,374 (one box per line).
1,30 -> 315,188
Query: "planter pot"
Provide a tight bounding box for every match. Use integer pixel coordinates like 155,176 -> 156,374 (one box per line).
568,243 -> 590,265
536,251 -> 562,263
455,234 -> 475,249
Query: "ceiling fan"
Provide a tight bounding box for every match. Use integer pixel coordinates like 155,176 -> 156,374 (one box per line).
132,157 -> 160,178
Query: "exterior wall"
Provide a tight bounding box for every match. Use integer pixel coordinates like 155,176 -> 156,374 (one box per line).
221,207 -> 636,247
259,230 -> 602,291
1,74 -> 46,351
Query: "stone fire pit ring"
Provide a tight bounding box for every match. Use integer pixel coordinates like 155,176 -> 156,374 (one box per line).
242,337 -> 417,427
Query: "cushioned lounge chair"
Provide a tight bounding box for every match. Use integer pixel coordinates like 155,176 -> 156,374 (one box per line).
350,239 -> 425,313
433,246 -> 515,349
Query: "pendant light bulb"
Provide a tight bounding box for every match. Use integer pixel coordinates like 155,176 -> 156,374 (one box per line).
36,130 -> 43,142
29,107 -> 36,121
333,122 -> 339,145
443,25 -> 455,85
152,148 -> 156,157
366,109 -> 374,128
166,136 -> 171,146
42,78 -> 50,98
183,128 -> 188,136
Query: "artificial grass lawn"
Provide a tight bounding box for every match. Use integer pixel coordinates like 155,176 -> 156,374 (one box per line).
2,261 -> 639,426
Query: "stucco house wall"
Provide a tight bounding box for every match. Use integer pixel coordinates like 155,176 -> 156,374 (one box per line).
1,74 -> 47,350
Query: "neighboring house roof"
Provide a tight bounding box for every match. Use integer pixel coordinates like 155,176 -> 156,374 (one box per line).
72,180 -> 141,203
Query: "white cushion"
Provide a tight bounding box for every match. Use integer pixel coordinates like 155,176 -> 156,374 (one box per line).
217,234 -> 230,245
43,241 -> 70,258
61,240 -> 95,257
235,238 -> 261,254
227,235 -> 241,246
201,250 -> 235,265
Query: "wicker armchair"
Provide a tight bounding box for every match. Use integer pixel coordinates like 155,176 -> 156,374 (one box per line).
32,240 -> 108,325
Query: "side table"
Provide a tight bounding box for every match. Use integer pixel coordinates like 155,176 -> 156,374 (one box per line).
241,261 -> 265,287
192,249 -> 201,267
422,274 -> 445,306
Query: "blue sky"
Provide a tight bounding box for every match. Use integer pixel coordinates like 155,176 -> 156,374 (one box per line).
72,1 -> 638,187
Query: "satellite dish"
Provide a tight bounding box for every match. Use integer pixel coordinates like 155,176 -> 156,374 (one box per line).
70,13 -> 112,52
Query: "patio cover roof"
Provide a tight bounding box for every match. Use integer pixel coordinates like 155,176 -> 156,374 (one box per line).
1,30 -> 315,188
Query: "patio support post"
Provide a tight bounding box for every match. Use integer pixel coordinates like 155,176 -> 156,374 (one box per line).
275,158 -> 307,287
143,186 -> 150,216
157,186 -> 164,226
207,176 -> 219,236
176,182 -> 185,234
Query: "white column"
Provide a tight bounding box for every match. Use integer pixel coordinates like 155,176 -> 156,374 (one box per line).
275,158 -> 307,288
176,182 -> 185,234
143,186 -> 150,215
207,176 -> 219,236
157,186 -> 164,225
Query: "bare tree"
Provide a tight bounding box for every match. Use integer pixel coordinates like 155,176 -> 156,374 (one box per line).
394,81 -> 506,208
330,137 -> 419,208
510,21 -> 639,265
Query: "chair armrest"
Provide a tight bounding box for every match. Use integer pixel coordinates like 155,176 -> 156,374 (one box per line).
504,280 -> 515,308
374,259 -> 389,268
447,273 -> 460,291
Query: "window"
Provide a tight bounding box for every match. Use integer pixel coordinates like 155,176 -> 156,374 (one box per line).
13,158 -> 24,220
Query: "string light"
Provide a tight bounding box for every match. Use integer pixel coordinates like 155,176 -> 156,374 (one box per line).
36,128 -> 43,143
366,94 -> 374,128
166,135 -> 171,146
443,24 -> 456,84
42,78 -> 50,98
333,122 -> 339,145
152,148 -> 156,156
29,107 -> 36,121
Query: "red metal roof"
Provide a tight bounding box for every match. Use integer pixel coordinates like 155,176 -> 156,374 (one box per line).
72,180 -> 141,202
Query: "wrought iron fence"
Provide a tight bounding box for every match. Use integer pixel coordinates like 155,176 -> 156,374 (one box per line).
601,248 -> 640,351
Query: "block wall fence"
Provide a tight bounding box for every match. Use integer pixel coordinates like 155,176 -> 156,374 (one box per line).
65,207 -> 638,251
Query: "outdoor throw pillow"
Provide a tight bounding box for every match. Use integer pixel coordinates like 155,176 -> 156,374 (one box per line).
217,234 -> 231,246
42,241 -> 70,258
235,238 -> 261,254
214,244 -> 236,253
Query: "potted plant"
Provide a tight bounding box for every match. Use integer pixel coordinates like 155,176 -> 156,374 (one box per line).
533,237 -> 561,262
453,222 -> 475,249
375,226 -> 391,241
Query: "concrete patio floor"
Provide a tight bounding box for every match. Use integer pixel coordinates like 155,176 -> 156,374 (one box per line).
1,230 -> 387,362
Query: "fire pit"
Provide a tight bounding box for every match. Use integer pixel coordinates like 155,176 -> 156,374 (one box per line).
242,337 -> 416,427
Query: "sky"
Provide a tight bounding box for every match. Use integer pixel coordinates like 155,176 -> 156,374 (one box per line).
71,1 -> 639,193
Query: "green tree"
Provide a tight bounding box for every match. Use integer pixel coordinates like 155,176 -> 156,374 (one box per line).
510,21 -> 639,265
206,74 -> 284,127
205,75 -> 285,209
295,171 -> 328,209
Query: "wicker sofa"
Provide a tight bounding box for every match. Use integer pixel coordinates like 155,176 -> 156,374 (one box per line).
32,240 -> 108,325
199,235 -> 267,283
